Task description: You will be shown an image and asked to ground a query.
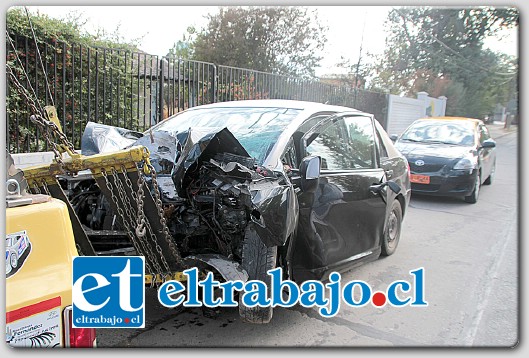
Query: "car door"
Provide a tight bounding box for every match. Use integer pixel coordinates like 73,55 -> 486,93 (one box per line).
291,114 -> 389,281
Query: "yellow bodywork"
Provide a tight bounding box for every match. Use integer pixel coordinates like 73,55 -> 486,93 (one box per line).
6,199 -> 78,346
6,199 -> 77,312
20,145 -> 187,286
418,116 -> 481,125
23,145 -> 152,185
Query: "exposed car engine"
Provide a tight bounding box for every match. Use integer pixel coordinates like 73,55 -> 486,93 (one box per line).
65,151 -> 267,261
166,153 -> 257,260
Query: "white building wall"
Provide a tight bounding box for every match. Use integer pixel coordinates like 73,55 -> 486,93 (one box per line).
387,92 -> 448,135
386,96 -> 424,135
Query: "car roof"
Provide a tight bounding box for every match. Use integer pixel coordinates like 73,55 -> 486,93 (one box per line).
153,99 -> 373,137
183,99 -> 369,116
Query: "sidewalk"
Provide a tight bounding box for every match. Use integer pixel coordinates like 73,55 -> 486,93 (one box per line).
487,121 -> 517,140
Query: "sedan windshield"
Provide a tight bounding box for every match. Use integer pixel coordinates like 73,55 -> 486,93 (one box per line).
153,107 -> 301,164
400,121 -> 475,146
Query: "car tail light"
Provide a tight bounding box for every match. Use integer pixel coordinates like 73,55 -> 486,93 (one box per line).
63,306 -> 96,348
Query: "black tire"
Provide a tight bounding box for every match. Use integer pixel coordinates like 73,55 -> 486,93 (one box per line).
238,228 -> 277,324
465,172 -> 481,204
483,162 -> 495,185
381,200 -> 402,256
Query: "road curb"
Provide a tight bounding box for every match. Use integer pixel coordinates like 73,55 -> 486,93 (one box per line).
488,124 -> 517,140
492,130 -> 517,140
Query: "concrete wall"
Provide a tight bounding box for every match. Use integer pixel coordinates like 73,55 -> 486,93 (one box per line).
386,92 -> 447,135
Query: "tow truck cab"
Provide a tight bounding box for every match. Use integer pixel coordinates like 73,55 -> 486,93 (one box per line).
6,191 -> 96,348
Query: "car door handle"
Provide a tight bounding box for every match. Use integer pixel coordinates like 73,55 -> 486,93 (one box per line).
385,169 -> 394,178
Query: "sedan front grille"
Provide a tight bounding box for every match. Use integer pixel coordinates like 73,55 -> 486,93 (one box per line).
410,163 -> 445,173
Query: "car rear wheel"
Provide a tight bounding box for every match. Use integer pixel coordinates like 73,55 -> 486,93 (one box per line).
465,172 -> 480,204
483,162 -> 495,185
381,200 -> 402,256
238,228 -> 277,324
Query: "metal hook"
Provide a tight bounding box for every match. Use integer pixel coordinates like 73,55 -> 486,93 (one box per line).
6,179 -> 21,196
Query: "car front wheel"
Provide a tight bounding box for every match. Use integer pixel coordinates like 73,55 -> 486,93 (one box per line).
483,162 -> 496,185
239,228 -> 277,324
381,200 -> 402,256
465,172 -> 481,204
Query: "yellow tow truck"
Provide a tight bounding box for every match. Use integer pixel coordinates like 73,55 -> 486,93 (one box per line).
5,107 -> 186,348
5,161 -> 96,348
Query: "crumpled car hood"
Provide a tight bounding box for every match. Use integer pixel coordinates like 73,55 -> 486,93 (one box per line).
171,127 -> 251,196
81,122 -> 249,192
81,121 -> 296,248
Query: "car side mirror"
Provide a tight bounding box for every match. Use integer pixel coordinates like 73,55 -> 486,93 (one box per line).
369,181 -> 401,195
300,156 -> 320,193
481,139 -> 496,148
390,134 -> 398,142
387,181 -> 401,194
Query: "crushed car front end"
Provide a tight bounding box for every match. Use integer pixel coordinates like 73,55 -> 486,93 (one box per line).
60,122 -> 297,287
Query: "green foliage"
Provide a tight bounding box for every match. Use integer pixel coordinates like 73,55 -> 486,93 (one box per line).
166,26 -> 196,59
6,7 -> 150,153
7,7 -> 141,49
192,6 -> 327,79
334,56 -> 373,91
216,74 -> 270,102
371,6 -> 518,118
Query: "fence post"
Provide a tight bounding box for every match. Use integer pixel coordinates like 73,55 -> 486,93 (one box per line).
211,64 -> 217,104
158,58 -> 164,123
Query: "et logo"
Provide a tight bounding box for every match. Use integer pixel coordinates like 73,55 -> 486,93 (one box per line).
72,256 -> 145,328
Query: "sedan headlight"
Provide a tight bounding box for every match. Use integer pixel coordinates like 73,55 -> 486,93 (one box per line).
453,157 -> 477,170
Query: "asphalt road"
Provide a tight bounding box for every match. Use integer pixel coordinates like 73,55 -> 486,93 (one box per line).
97,128 -> 518,348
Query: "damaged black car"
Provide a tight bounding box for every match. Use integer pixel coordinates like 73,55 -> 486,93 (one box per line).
62,99 -> 411,323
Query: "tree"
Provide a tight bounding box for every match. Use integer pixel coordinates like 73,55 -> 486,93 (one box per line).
372,7 -> 518,118
6,7 -> 146,152
192,6 -> 327,78
334,55 -> 373,90
166,26 -> 196,59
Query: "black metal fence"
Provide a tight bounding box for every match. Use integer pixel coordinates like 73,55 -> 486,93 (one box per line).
6,33 -> 388,154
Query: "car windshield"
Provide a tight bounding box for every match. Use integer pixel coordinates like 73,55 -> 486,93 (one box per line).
400,121 -> 475,146
153,106 -> 301,164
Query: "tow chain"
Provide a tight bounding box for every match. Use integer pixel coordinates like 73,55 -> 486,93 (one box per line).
6,64 -> 77,167
116,166 -> 170,275
146,163 -> 183,268
39,179 -> 51,196
100,164 -> 185,283
8,61 -> 185,283
133,167 -> 174,276
101,168 -> 156,275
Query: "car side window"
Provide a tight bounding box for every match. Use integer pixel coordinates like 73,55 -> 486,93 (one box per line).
282,113 -> 337,169
305,116 -> 376,170
376,129 -> 389,160
282,141 -> 298,170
